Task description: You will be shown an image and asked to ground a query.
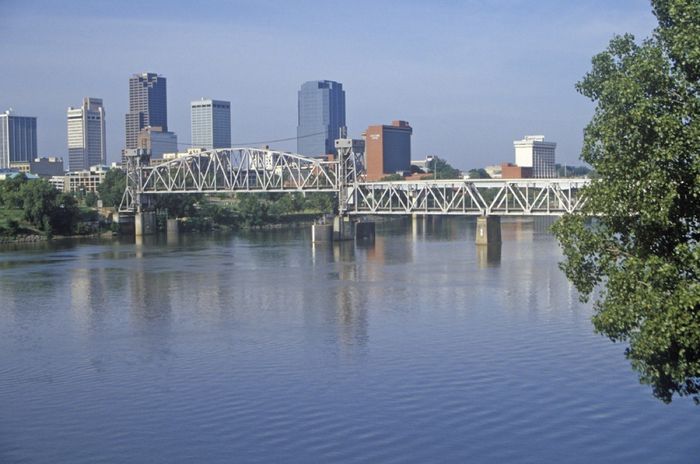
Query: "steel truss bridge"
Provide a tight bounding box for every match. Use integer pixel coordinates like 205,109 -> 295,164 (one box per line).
119,146 -> 589,216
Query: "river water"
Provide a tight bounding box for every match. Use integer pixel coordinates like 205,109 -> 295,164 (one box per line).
0,217 -> 697,463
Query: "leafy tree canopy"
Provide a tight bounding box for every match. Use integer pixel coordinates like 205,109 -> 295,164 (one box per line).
96,169 -> 126,207
428,157 -> 461,179
552,0 -> 700,403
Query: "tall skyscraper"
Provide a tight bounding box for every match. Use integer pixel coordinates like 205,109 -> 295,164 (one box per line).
67,97 -> 106,171
297,80 -> 346,156
364,120 -> 412,181
125,72 -> 168,149
191,99 -> 231,149
513,135 -> 557,178
0,110 -> 37,169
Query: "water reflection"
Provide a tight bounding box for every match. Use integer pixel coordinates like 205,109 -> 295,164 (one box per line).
476,243 -> 502,268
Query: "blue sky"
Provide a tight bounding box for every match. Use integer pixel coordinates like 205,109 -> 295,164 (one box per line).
1,0 -> 657,168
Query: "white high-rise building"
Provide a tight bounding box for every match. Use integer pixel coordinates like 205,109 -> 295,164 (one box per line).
513,135 -> 556,178
191,99 -> 231,150
67,97 -> 106,171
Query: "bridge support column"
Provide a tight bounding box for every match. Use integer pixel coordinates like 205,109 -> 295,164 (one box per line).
475,216 -> 501,245
312,223 -> 333,243
112,212 -> 134,235
355,221 -> 375,242
135,211 -> 156,236
333,215 -> 355,241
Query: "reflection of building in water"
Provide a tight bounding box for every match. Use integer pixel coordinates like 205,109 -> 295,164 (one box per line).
501,218 -> 534,242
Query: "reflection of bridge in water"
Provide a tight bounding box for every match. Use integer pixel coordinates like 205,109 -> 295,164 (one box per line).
118,141 -> 589,242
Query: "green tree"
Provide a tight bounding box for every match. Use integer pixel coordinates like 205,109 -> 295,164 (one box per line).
84,191 -> 98,207
380,173 -> 405,181
467,168 -> 490,179
50,192 -> 80,235
428,157 -> 461,179
552,0 -> 700,403
0,174 -> 28,208
96,168 -> 126,207
20,180 -> 58,231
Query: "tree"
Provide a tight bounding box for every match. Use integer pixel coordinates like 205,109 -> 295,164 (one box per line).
20,180 -> 58,231
50,192 -> 80,235
85,191 -> 98,207
467,168 -> 490,179
0,173 -> 28,208
428,157 -> 461,179
552,0 -> 700,403
96,168 -> 126,207
380,173 -> 405,181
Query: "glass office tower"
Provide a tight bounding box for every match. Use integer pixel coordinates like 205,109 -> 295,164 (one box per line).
297,80 -> 345,157
125,73 -> 167,150
0,110 -> 37,169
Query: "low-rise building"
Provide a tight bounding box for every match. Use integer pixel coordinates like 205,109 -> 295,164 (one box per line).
501,162 -> 532,179
30,157 -> 64,177
61,165 -> 109,193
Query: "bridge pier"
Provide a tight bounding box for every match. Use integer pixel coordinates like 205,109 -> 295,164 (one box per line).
333,216 -> 355,241
112,212 -> 134,235
135,211 -> 157,236
355,221 -> 375,242
475,216 -> 501,245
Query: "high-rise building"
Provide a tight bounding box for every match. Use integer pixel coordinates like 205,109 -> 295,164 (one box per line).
137,126 -> 178,159
364,120 -> 413,181
513,135 -> 556,178
191,99 -> 231,149
297,80 -> 346,157
0,110 -> 37,169
125,72 -> 168,149
67,97 -> 106,171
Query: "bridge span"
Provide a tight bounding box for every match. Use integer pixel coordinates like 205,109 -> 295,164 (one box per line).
118,143 -> 589,241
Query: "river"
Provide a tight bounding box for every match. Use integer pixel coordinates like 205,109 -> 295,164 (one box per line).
0,217 -> 697,463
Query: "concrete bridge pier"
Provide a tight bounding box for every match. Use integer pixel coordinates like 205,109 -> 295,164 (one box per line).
333,215 -> 355,241
135,211 -> 157,237
112,212 -> 135,235
355,221 -> 375,243
312,222 -> 333,243
475,216 -> 501,245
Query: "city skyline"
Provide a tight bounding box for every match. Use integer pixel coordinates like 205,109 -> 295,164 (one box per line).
0,1 -> 656,168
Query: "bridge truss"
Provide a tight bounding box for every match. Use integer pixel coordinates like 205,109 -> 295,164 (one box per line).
345,179 -> 588,216
119,147 -> 588,216
119,147 -> 363,212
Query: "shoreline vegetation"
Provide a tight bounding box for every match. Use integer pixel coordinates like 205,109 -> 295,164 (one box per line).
0,171 -> 338,244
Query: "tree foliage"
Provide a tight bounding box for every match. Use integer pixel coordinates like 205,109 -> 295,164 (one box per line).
467,168 -> 490,179
96,169 -> 126,207
428,157 -> 461,179
552,0 -> 700,403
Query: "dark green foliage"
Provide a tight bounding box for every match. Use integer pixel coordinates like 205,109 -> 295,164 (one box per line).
428,157 -> 461,179
302,192 -> 336,214
50,193 -> 81,235
96,169 -> 126,207
555,164 -> 592,177
85,191 -> 98,207
380,173 -> 405,181
20,180 -> 58,231
467,168 -> 490,179
552,0 -> 700,403
0,174 -> 28,208
154,194 -> 200,218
